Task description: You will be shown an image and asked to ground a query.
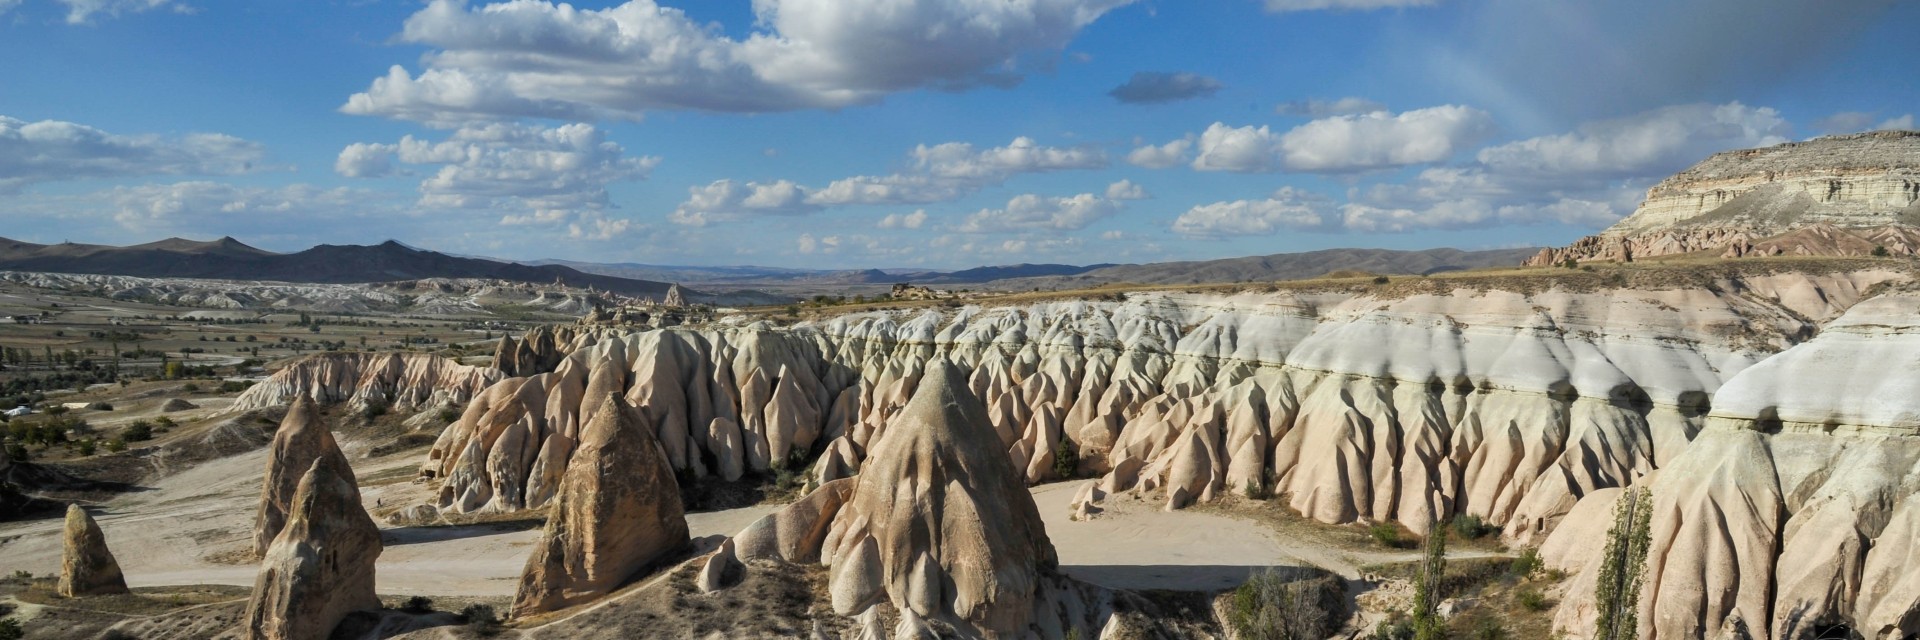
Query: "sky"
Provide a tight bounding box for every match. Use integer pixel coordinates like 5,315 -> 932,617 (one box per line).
1,0 -> 1915,270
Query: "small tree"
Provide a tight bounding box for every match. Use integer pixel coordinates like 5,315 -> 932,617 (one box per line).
1411,526 -> 1448,640
1595,487 -> 1654,640
1872,245 -> 1891,257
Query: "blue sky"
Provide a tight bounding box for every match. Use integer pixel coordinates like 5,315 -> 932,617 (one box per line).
1,0 -> 1914,269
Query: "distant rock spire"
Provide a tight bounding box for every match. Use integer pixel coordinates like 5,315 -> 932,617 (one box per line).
664,283 -> 687,307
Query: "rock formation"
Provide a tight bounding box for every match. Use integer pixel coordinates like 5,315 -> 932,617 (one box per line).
56,504 -> 129,597
731,362 -> 1109,637
1528,131 -> 1920,266
254,397 -> 354,557
231,352 -> 504,414
1546,288 -> 1920,639
511,394 -> 689,618
663,283 -> 687,307
418,270 -> 1899,543
242,456 -> 382,640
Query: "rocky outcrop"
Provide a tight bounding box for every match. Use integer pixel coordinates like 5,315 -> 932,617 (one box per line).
253,398 -> 354,557
419,272 -> 1898,544
230,352 -> 504,414
1548,289 -> 1920,640
511,394 -> 689,618
57,504 -> 128,597
242,456 -> 382,640
1527,131 -> 1920,266
732,362 -> 1110,637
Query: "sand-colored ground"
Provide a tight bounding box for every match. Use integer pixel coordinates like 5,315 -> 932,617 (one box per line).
1,445 -> 1464,600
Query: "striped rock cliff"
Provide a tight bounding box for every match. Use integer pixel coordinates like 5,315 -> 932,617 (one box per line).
231,352 -> 505,414
416,268 -> 1901,547
1528,131 -> 1920,266
1545,287 -> 1920,640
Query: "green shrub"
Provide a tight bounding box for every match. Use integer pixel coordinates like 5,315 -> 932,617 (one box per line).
1244,473 -> 1274,501
1516,587 -> 1549,612
1509,547 -> 1542,578
1369,523 -> 1405,548
1052,442 -> 1080,480
105,438 -> 127,453
1372,614 -> 1414,640
438,406 -> 463,424
362,401 -> 389,420
459,603 -> 500,636
1372,276 -> 1391,285
1450,514 -> 1494,540
1227,567 -> 1344,640
121,421 -> 153,442
0,617 -> 22,640
403,595 -> 434,613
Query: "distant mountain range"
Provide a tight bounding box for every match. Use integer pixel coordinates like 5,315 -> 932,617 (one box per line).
531,260 -> 1115,286
0,237 -> 684,297
0,237 -> 1541,302
543,248 -> 1536,290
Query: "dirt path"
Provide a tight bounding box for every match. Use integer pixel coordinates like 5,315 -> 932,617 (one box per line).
2,445 -> 1494,601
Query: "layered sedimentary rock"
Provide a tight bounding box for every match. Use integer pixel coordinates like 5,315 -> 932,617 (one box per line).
243,457 -> 382,640
420,271 -> 1897,544
57,504 -> 129,597
1528,131 -> 1920,266
512,395 -> 689,617
1548,289 -> 1920,640
733,362 -> 1110,637
253,398 -> 354,557
231,352 -> 504,414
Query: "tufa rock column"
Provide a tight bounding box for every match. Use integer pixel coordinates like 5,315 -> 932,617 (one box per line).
57,504 -> 129,597
512,394 -> 689,618
242,457 -> 382,640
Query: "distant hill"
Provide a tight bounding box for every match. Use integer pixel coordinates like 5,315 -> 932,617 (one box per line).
985,247 -> 1541,289
0,237 -> 687,298
539,260 -> 1112,287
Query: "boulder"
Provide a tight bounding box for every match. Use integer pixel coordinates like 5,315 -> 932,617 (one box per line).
254,397 -> 354,558
511,394 -> 689,618
57,504 -> 129,597
242,457 -> 382,640
160,397 -> 198,412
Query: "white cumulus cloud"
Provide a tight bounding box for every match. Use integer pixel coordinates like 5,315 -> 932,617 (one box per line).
0,115 -> 266,193
336,122 -> 657,235
808,137 -> 1106,206
1276,105 -> 1494,172
1126,137 -> 1193,169
956,193 -> 1121,233
1172,187 -> 1331,237
1185,105 -> 1491,173
669,179 -> 817,226
343,0 -> 1137,123
877,210 -> 928,229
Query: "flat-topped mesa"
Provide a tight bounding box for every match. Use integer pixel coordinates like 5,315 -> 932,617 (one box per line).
230,352 -> 505,414
57,504 -> 129,597
1546,289 -> 1920,640
1528,130 -> 1920,266
242,456 -> 382,640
